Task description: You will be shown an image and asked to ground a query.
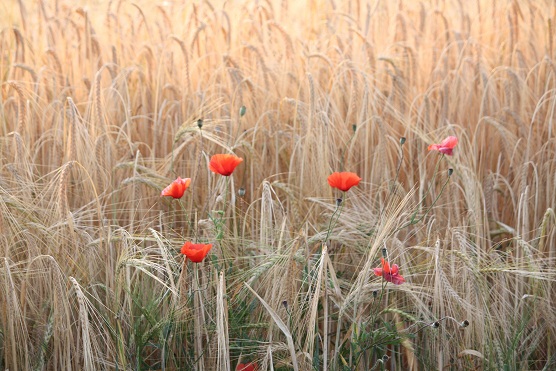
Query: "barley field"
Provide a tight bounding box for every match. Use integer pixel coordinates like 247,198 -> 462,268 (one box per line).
1,0 -> 555,370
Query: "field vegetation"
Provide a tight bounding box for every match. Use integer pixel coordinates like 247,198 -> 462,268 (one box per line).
1,0 -> 556,369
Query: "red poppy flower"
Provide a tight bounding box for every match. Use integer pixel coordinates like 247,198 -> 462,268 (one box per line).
236,362 -> 258,371
180,242 -> 213,263
428,136 -> 458,156
209,154 -> 243,176
327,172 -> 362,192
374,258 -> 405,285
161,177 -> 191,198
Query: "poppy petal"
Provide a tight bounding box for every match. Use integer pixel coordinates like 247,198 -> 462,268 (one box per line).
440,136 -> 458,148
390,274 -> 406,285
390,264 -> 399,275
327,172 -> 361,192
375,258 -> 405,285
236,363 -> 258,371
439,147 -> 453,155
161,177 -> 191,198
381,258 -> 391,274
209,154 -> 243,176
428,136 -> 458,156
181,242 -> 213,263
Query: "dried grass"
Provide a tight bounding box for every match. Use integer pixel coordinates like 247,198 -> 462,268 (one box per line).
0,0 -> 555,369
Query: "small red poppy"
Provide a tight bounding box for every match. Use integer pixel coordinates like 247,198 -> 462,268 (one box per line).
180,242 -> 213,263
374,258 -> 405,285
327,172 -> 361,192
236,362 -> 258,371
161,177 -> 191,198
209,154 -> 243,176
428,136 -> 458,156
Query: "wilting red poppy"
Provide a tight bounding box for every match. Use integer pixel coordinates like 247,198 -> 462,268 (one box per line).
236,362 -> 258,371
181,242 -> 213,263
161,177 -> 191,198
374,258 -> 405,285
327,172 -> 362,192
428,136 -> 458,156
209,154 -> 243,176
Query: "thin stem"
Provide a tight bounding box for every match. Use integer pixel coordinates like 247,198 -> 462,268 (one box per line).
195,124 -> 205,237
402,316 -> 466,335
323,257 -> 329,371
193,263 -> 204,370
177,198 -> 196,239
223,176 -> 229,219
219,177 -> 230,241
324,192 -> 346,244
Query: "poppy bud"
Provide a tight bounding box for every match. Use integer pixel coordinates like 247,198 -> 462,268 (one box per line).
432,321 -> 440,328
372,290 -> 378,298
239,105 -> 247,117
238,187 -> 246,197
352,124 -> 357,132
381,247 -> 388,258
197,119 -> 203,129
336,198 -> 343,207
400,137 -> 406,145
448,168 -> 453,177
460,320 -> 469,328
282,300 -> 288,309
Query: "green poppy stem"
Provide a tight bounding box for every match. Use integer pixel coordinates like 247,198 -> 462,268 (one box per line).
193,263 -> 204,369
324,192 -> 345,244
177,198 -> 196,239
